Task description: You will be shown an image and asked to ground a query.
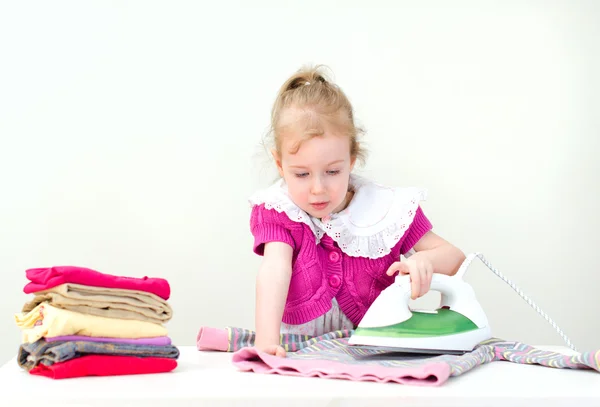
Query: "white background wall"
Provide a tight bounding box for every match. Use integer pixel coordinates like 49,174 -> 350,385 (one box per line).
1,0 -> 598,366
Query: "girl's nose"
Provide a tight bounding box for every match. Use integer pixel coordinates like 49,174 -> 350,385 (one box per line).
311,177 -> 325,194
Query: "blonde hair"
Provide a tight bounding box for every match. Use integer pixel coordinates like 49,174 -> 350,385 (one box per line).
267,65 -> 366,163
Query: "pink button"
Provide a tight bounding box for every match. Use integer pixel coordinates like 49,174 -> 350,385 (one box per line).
329,251 -> 340,262
329,275 -> 341,288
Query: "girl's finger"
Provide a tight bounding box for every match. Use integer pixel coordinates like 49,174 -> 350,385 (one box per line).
275,346 -> 287,358
264,345 -> 286,357
420,266 -> 430,295
386,262 -> 409,276
410,268 -> 420,299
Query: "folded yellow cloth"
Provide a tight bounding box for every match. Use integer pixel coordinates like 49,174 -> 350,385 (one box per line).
22,283 -> 172,324
15,302 -> 168,343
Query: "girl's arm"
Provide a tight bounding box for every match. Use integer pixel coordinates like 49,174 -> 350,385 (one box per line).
254,241 -> 293,356
412,231 -> 466,276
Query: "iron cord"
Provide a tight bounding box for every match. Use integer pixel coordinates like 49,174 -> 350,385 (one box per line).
457,252 -> 578,352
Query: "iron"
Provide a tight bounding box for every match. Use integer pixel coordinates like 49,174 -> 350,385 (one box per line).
348,252 -> 580,354
348,272 -> 491,353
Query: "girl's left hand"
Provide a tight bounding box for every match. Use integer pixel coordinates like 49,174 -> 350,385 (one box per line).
385,253 -> 434,299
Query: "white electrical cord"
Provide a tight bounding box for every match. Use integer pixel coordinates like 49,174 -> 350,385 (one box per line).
456,252 -> 578,352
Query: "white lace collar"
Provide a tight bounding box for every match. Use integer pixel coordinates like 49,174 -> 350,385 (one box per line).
248,174 -> 427,259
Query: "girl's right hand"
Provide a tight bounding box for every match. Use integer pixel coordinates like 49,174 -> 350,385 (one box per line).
256,343 -> 287,357
255,241 -> 294,359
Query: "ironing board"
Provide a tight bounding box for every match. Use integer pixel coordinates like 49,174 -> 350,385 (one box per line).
0,346 -> 597,406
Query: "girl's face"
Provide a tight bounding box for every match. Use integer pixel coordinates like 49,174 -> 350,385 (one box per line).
274,110 -> 356,219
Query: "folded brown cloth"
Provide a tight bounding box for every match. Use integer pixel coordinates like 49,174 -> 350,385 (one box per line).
22,283 -> 172,324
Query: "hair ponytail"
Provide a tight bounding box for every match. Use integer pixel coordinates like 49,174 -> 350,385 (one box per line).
268,65 -> 366,163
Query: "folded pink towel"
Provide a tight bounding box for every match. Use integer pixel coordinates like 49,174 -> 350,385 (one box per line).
24,266 -> 170,300
197,327 -> 229,351
198,326 -> 600,386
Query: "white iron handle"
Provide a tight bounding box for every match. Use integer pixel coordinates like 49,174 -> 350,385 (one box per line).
394,273 -> 470,298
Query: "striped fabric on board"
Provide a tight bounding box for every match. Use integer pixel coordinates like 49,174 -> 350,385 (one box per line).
197,326 -> 600,385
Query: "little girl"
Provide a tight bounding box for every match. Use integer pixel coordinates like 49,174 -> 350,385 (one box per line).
248,66 -> 466,357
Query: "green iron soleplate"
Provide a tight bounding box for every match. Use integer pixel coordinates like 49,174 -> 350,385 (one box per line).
354,308 -> 479,338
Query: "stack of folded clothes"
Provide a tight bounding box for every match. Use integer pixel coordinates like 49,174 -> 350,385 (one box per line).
14,266 -> 179,379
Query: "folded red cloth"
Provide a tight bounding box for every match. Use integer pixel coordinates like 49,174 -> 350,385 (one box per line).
24,266 -> 170,300
28,354 -> 177,379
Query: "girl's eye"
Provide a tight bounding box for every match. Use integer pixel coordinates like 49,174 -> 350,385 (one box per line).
295,173 -> 309,178
327,170 -> 340,175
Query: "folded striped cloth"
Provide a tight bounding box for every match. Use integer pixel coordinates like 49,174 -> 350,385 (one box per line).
19,338 -> 179,371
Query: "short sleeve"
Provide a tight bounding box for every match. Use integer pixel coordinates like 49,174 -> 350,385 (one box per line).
250,204 -> 296,256
399,206 -> 433,255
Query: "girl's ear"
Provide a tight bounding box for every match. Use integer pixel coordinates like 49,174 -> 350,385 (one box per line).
271,149 -> 284,177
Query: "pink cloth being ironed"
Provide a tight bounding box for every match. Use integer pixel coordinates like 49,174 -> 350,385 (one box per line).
45,335 -> 172,346
232,348 -> 449,385
197,327 -> 448,385
23,266 -> 170,300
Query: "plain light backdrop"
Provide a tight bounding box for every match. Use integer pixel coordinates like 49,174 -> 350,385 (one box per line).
1,0 -> 599,365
